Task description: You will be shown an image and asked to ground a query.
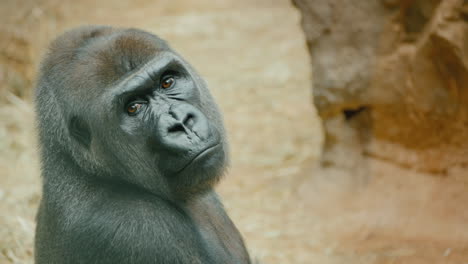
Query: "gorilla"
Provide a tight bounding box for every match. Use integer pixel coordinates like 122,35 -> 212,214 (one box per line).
34,26 -> 251,264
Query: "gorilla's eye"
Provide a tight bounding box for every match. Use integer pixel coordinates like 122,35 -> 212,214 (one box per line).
161,76 -> 175,89
127,102 -> 145,115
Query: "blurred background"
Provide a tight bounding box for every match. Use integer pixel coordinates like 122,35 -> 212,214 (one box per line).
1,0 -> 468,263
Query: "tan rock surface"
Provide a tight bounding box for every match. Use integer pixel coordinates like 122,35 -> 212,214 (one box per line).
293,0 -> 468,263
293,0 -> 468,174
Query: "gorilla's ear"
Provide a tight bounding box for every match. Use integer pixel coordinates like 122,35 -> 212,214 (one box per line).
69,116 -> 92,148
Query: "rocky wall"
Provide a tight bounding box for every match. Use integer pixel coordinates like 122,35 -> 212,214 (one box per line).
293,0 -> 468,176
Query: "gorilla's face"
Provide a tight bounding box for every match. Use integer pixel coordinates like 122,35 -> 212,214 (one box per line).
65,31 -> 228,197
107,52 -> 225,187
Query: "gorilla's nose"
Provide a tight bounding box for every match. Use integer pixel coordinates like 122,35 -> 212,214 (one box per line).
156,103 -> 211,151
167,106 -> 196,134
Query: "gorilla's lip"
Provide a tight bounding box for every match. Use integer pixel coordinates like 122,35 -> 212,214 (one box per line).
177,143 -> 221,173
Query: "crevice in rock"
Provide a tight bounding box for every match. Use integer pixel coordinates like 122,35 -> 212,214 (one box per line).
342,106 -> 368,121
399,0 -> 441,41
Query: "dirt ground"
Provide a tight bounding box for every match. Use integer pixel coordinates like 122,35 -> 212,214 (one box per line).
2,1 -> 468,264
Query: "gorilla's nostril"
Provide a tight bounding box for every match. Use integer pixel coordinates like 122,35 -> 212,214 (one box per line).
168,123 -> 186,134
183,113 -> 195,129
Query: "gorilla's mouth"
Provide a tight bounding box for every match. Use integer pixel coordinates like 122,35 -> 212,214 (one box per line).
177,143 -> 221,173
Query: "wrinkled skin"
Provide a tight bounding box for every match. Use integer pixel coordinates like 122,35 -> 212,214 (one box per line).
34,26 -> 251,264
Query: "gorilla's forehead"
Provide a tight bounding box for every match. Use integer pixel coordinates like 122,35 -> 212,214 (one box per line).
42,27 -> 175,105
84,29 -> 171,85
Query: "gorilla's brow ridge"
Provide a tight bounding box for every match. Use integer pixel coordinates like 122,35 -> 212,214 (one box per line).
110,54 -> 181,104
